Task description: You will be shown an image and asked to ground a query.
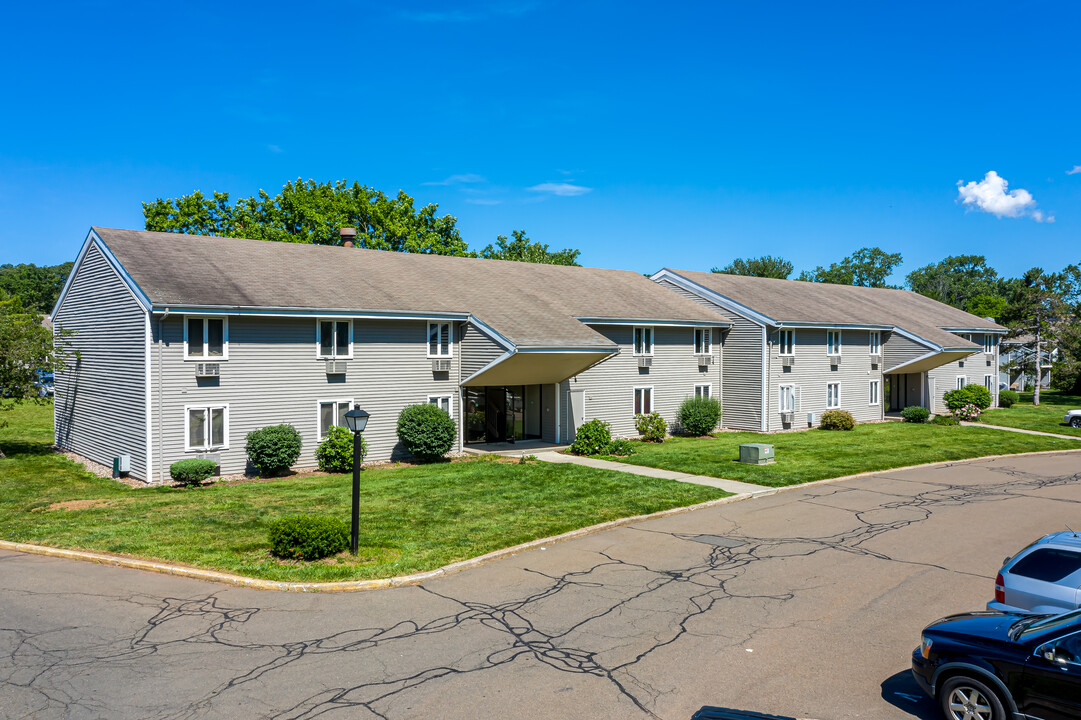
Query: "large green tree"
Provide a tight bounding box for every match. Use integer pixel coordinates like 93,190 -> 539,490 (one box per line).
711,255 -> 793,279
999,268 -> 1075,405
905,255 -> 1008,314
0,262 -> 75,315
477,230 -> 580,266
797,247 -> 903,287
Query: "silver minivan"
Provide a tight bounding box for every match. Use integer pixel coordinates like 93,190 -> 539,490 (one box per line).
987,531 -> 1081,614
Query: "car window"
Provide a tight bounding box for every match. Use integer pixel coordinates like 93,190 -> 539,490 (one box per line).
1053,633 -> 1081,663
1010,549 -> 1081,582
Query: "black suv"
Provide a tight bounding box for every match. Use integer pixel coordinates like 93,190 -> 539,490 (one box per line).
912,609 -> 1081,719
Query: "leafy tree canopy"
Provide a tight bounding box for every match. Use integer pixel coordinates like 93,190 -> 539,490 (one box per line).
0,262 -> 74,314
905,255 -> 1007,312
1000,267 -> 1078,404
711,255 -> 793,279
797,247 -> 903,288
477,230 -> 580,266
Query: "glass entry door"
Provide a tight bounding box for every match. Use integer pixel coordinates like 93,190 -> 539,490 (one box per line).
464,385 -> 541,444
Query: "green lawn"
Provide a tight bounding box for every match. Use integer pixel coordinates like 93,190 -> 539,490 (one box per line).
981,391 -> 1081,438
596,422 -> 1081,488
0,402 -> 725,582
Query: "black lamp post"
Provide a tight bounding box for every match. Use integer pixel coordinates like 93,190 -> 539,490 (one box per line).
343,405 -> 370,555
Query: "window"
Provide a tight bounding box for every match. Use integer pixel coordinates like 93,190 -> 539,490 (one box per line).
956,376 -> 966,390
316,320 -> 351,359
428,322 -> 452,357
779,329 -> 794,356
984,335 -> 995,353
869,380 -> 880,406
827,330 -> 841,355
984,375 -> 994,391
185,317 -> 227,360
428,395 -> 452,415
826,382 -> 840,409
869,331 -> 881,355
318,399 -> 352,439
694,384 -> 711,399
694,328 -> 711,355
185,405 -> 228,451
634,327 -> 654,356
779,384 -> 796,412
634,386 -> 653,414
1011,549 -> 1081,583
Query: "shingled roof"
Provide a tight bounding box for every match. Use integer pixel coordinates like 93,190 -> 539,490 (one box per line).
657,268 -> 1005,350
89,228 -> 729,349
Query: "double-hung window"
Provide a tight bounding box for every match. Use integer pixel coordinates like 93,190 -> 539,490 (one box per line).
634,386 -> 653,414
827,330 -> 842,356
869,331 -> 881,355
694,328 -> 711,355
186,405 -> 228,451
317,320 -> 352,359
779,329 -> 794,356
318,399 -> 352,439
428,322 -> 452,357
186,317 -> 227,360
694,384 -> 711,399
428,395 -> 452,415
956,376 -> 967,390
634,327 -> 654,356
984,375 -> 994,391
869,380 -> 880,406
826,382 -> 840,409
984,335 -> 995,353
779,384 -> 797,412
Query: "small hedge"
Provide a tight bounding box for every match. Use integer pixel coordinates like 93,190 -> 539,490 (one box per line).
999,390 -> 1019,408
901,406 -> 930,423
635,412 -> 668,442
169,458 -> 217,486
606,439 -> 637,456
268,515 -> 349,561
315,426 -> 367,473
246,424 -> 303,476
676,396 -> 722,437
820,409 -> 855,431
932,414 -> 960,426
397,403 -> 456,461
943,385 -> 993,411
570,418 -> 612,455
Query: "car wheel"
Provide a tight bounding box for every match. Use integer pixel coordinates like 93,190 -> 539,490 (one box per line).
1071,417 -> 1081,428
939,675 -> 1006,720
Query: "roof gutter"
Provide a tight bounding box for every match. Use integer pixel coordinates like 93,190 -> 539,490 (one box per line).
150,305 -> 471,322
575,316 -> 731,328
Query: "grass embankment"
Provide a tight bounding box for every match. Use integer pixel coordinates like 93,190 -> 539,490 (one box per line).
596,421 -> 1081,488
0,402 -> 725,582
981,391 -> 1081,438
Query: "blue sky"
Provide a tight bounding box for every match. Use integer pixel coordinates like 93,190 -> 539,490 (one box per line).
1,2 -> 1078,284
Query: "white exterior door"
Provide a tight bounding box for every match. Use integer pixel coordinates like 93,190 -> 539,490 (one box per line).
569,389 -> 585,441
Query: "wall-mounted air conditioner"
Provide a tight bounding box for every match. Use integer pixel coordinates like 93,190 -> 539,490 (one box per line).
196,363 -> 220,378
432,359 -> 451,372
780,411 -> 793,424
325,360 -> 347,375
829,355 -> 841,366
637,356 -> 653,368
781,356 -> 794,367
870,354 -> 881,366
695,354 -> 714,366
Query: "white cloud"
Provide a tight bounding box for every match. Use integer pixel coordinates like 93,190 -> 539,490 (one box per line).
1068,165 -> 1081,175
422,173 -> 486,186
956,171 -> 1050,222
527,182 -> 593,197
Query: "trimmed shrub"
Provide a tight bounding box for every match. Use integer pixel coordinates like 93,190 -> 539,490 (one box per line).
315,426 -> 367,473
169,458 -> 217,486
932,414 -> 960,426
943,385 -> 993,411
518,454 -> 538,464
606,439 -> 637,456
999,390 -> 1019,408
268,515 -> 349,561
397,403 -> 457,461
635,412 -> 668,442
950,403 -> 982,422
820,409 -> 855,431
676,396 -> 723,437
901,406 -> 930,423
570,418 -> 612,455
245,424 -> 303,476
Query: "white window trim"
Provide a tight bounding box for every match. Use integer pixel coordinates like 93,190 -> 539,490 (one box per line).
956,376 -> 967,390
183,316 -> 230,361
633,386 -> 655,415
984,335 -> 994,353
869,379 -> 880,406
428,394 -> 454,416
633,326 -> 654,356
827,330 -> 842,356
317,398 -> 354,439
869,331 -> 881,356
315,319 -> 354,359
694,383 -> 712,399
779,329 -> 795,356
183,403 -> 230,452
426,322 -> 454,358
826,382 -> 841,409
693,328 -> 712,356
983,375 -> 994,391
779,383 -> 796,412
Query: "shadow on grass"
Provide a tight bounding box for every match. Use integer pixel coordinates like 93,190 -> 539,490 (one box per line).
0,441 -> 59,457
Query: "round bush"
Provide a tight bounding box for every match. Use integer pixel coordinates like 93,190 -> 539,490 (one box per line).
169,458 -> 217,486
397,403 -> 456,461
268,515 -> 349,560
901,406 -> 930,423
999,390 -> 1019,408
932,414 -> 959,426
635,411 -> 668,442
315,425 -> 367,473
569,418 -> 612,455
820,409 -> 855,431
676,396 -> 722,436
950,403 -> 982,422
606,439 -> 637,457
245,424 -> 303,476
943,385 -> 992,411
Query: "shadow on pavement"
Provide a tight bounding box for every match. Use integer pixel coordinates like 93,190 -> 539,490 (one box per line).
881,669 -> 938,719
691,709 -> 797,720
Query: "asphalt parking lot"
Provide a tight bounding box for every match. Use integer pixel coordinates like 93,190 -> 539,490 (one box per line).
2,452 -> 1079,720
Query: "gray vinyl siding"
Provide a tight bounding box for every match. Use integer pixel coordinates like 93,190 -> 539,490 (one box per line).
927,335 -> 998,414
883,332 -> 933,371
150,316 -> 461,480
460,322 -> 505,379
53,242 -> 148,479
766,327 -> 884,430
562,325 -> 722,440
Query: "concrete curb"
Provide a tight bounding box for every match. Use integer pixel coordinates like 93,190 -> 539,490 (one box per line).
4,447 -> 1079,592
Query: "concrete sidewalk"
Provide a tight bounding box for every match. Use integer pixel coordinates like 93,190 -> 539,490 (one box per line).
535,451 -> 774,496
961,421 -> 1080,440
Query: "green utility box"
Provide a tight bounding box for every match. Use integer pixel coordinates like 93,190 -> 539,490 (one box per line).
738,443 -> 775,465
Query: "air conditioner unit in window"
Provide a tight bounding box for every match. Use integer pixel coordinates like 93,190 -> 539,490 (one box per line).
637,356 -> 653,368
829,355 -> 841,366
695,354 -> 714,366
196,363 -> 220,378
780,411 -> 793,424
325,360 -> 347,375
870,354 -> 881,366
959,360 -> 965,368
781,356 -> 794,367
432,359 -> 452,372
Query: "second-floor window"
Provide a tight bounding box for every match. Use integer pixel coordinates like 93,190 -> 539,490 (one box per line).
984,335 -> 995,353
779,329 -> 794,355
428,322 -> 452,357
869,331 -> 881,355
186,317 -> 227,359
827,330 -> 842,355
317,320 -> 351,358
694,328 -> 711,355
634,327 -> 654,356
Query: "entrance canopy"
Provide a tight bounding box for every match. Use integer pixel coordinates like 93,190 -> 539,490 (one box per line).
884,350 -> 977,375
462,350 -> 615,387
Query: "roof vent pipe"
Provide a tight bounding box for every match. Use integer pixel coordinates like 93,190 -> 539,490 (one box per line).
339,227 -> 356,248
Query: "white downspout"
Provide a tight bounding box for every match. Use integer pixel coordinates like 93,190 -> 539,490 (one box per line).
158,309 -> 169,483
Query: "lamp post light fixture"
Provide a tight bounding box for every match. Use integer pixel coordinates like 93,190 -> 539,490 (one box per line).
343,405 -> 370,555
